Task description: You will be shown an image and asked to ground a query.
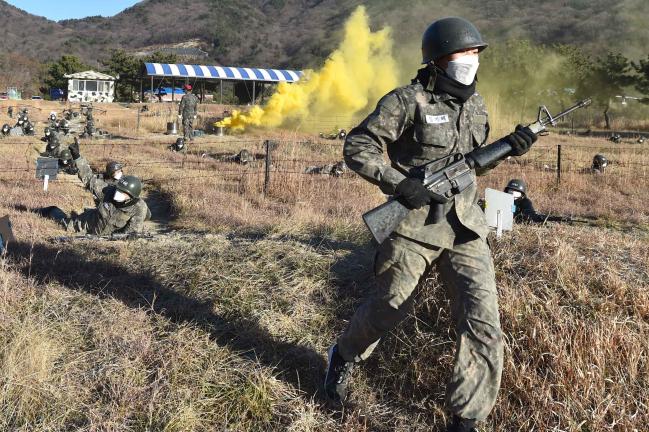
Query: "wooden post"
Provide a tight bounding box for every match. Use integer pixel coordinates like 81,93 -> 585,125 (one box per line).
172,78 -> 175,102
252,81 -> 256,105
220,80 -> 223,104
264,140 -> 272,195
557,144 -> 562,184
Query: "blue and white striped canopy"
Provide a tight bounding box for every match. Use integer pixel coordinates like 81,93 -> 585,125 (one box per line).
144,63 -> 303,83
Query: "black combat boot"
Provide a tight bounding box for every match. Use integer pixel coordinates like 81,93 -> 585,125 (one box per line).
446,415 -> 479,432
324,344 -> 354,403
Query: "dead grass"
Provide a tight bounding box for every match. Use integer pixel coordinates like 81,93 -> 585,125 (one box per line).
0,102 -> 648,431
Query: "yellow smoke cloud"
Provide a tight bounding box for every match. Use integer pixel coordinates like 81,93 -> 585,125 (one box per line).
218,6 -> 399,132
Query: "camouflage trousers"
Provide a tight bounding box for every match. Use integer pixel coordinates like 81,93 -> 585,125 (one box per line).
337,233 -> 503,421
182,116 -> 194,141
40,206 -> 97,234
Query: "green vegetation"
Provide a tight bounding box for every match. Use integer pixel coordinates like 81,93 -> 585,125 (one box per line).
44,55 -> 89,91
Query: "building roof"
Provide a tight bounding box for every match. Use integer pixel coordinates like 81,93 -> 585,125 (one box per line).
64,70 -> 116,80
144,63 -> 303,83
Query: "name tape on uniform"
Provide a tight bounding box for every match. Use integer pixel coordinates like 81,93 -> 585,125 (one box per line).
425,114 -> 449,124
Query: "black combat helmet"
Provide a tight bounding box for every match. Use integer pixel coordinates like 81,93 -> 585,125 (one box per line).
504,179 -> 527,196
44,127 -> 51,136
59,119 -> 70,133
1,124 -> 10,135
116,175 -> 142,199
592,154 -> 608,169
59,148 -> 72,161
174,137 -> 185,150
421,17 -> 488,64
105,161 -> 123,177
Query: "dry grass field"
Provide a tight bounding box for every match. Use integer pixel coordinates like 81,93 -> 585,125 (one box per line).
0,101 -> 648,431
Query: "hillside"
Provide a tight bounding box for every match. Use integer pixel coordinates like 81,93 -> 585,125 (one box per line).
1,0 -> 649,71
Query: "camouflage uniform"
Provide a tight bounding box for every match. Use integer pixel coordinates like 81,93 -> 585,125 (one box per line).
178,92 -> 199,141
41,132 -> 62,158
339,68 -> 502,421
70,157 -> 150,235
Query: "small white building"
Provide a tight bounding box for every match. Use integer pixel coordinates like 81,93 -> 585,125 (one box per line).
64,71 -> 116,103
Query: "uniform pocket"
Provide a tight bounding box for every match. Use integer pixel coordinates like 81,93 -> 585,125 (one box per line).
413,104 -> 456,147
414,123 -> 452,147
470,114 -> 489,146
373,237 -> 406,276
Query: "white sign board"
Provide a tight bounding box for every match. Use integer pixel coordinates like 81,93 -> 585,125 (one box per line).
484,188 -> 515,235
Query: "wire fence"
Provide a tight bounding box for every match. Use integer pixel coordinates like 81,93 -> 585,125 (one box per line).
3,137 -> 649,192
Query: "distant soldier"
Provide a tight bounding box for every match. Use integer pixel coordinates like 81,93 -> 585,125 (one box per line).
304,160 -> 347,177
1,124 -> 10,137
169,137 -> 186,153
57,119 -> 71,135
103,161 -> 124,182
304,163 -> 335,175
23,121 -> 35,136
48,112 -> 58,128
41,127 -> 53,142
16,114 -> 26,129
504,179 -> 586,224
609,133 -> 621,143
83,105 -> 95,137
38,141 -> 150,235
57,148 -> 78,175
7,106 -> 13,119
504,179 -> 545,223
178,84 -> 199,142
319,128 -> 348,140
591,154 -> 608,174
86,161 -> 125,205
41,129 -> 62,157
222,149 -> 255,164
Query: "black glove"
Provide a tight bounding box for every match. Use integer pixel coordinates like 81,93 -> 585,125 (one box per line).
395,178 -> 433,209
69,138 -> 80,160
505,125 -> 537,156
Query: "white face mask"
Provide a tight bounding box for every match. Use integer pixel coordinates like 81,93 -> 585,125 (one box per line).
511,191 -> 523,199
113,171 -> 123,181
113,190 -> 130,203
445,54 -> 480,86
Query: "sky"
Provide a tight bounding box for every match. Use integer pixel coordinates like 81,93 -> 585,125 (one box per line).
5,0 -> 141,21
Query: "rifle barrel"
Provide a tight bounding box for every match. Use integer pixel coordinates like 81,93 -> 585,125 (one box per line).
541,98 -> 592,127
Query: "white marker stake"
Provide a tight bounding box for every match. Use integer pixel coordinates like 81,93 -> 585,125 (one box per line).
496,210 -> 503,238
43,174 -> 49,191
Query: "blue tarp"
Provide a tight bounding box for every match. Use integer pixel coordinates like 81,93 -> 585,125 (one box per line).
145,87 -> 186,95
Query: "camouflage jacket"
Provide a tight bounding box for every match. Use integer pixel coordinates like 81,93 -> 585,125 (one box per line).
178,93 -> 199,117
514,197 -> 545,223
344,69 -> 494,248
74,157 -> 150,236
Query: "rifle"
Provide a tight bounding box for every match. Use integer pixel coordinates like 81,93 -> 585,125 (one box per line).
51,232 -> 156,243
363,98 -> 592,244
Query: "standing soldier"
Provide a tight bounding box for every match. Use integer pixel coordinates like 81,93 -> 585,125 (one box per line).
7,106 -> 13,119
324,17 -> 538,432
178,84 -> 199,142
